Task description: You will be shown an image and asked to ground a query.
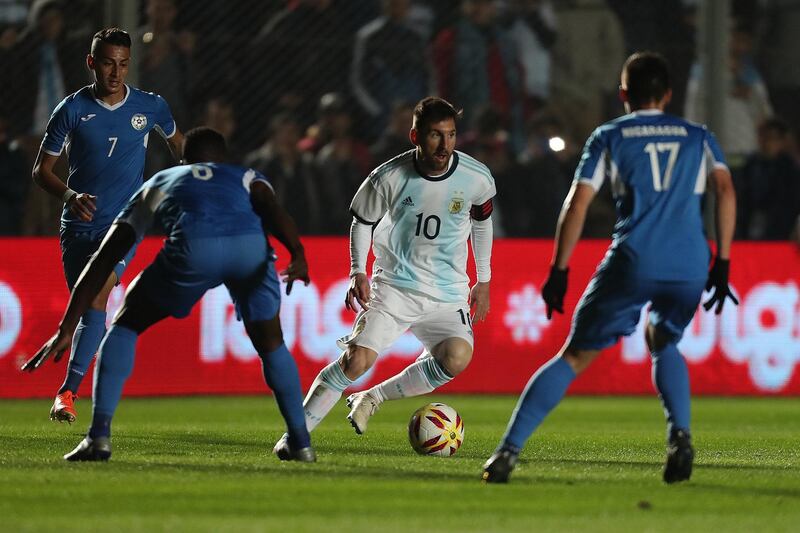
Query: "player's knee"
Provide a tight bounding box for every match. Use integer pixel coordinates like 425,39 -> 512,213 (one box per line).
246,317 -> 284,354
342,345 -> 376,380
435,340 -> 473,376
561,346 -> 599,375
645,324 -> 670,352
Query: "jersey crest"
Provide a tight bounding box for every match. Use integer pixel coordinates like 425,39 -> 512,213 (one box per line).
449,195 -> 464,214
131,113 -> 148,130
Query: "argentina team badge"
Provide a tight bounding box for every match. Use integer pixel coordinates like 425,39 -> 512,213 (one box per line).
131,113 -> 147,130
449,196 -> 464,214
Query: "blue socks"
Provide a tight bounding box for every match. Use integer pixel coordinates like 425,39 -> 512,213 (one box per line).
89,325 -> 138,439
651,343 -> 691,436
259,343 -> 311,450
501,356 -> 576,450
59,309 -> 106,394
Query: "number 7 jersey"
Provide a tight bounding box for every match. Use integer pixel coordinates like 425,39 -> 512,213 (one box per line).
41,84 -> 176,233
350,149 -> 496,303
575,109 -> 728,281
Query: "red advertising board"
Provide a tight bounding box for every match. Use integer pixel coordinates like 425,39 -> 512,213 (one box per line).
1,238 -> 799,398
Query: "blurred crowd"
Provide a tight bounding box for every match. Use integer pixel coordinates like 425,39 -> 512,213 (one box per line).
0,0 -> 798,241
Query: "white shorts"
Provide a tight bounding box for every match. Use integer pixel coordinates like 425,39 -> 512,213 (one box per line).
337,282 -> 474,354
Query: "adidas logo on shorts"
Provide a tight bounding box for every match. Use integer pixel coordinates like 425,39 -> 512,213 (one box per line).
401,196 -> 414,207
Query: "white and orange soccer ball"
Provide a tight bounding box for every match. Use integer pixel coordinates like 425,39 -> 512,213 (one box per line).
408,403 -> 464,457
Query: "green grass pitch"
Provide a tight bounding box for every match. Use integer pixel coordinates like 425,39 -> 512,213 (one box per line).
1,395 -> 798,532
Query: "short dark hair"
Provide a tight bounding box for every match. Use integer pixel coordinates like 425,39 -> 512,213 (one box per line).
413,97 -> 463,132
622,51 -> 671,108
759,117 -> 790,137
90,27 -> 131,56
183,127 -> 228,163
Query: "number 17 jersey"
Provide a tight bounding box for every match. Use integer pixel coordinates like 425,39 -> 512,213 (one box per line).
350,150 -> 495,303
575,109 -> 728,281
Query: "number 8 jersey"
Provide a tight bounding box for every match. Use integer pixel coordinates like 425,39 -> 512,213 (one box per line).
350,149 -> 496,303
575,109 -> 728,281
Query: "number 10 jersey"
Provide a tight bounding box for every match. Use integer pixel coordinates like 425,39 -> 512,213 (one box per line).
350,149 -> 496,304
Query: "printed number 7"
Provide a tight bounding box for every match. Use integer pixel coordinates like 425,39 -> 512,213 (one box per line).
107,136 -> 118,157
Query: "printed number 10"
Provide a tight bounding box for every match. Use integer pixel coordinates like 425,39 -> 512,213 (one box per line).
415,213 -> 441,240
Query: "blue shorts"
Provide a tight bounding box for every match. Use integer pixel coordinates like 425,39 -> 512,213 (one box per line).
569,258 -> 706,351
61,228 -> 138,290
133,234 -> 281,321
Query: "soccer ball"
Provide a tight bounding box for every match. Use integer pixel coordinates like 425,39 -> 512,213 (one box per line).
408,403 -> 464,457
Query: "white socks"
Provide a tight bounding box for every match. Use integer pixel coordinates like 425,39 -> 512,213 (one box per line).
369,351 -> 453,402
303,357 -> 354,431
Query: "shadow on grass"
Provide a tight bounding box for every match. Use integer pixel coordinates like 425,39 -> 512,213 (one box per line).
542,457 -> 800,473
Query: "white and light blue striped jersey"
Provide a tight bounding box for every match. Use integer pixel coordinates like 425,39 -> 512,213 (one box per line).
41,84 -> 176,233
575,109 -> 728,281
350,149 -> 496,303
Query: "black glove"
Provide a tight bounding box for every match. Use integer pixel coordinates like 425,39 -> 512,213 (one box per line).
703,257 -> 738,314
542,266 -> 568,320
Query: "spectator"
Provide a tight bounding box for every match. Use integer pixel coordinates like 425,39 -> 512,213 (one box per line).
756,0 -> 800,142
685,24 -> 773,167
350,0 -> 432,138
0,114 -> 28,235
549,0 -> 626,142
300,92 -> 353,156
0,1 -> 27,120
9,0 -> 89,139
513,112 -> 573,237
432,0 -> 524,152
507,0 -> 558,115
607,0 -> 696,116
244,112 -> 322,234
133,0 -> 194,128
738,118 -> 800,240
201,96 -> 240,159
246,0 -> 356,138
370,100 -> 414,163
314,95 -> 373,234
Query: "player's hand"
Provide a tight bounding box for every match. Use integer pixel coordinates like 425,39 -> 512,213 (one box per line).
280,253 -> 310,295
21,329 -> 72,373
703,257 -> 738,314
67,193 -> 97,222
345,273 -> 370,312
469,281 -> 490,322
542,266 -> 568,320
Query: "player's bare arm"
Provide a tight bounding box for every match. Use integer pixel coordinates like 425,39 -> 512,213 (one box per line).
32,150 -> 96,222
249,180 -> 309,295
542,181 -> 596,319
21,223 -> 136,372
167,129 -> 185,162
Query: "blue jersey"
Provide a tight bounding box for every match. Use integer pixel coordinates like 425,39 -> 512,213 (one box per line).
116,163 -> 272,243
575,109 -> 728,281
41,84 -> 176,233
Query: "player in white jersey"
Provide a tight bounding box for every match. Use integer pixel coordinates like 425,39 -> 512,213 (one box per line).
274,97 -> 495,454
